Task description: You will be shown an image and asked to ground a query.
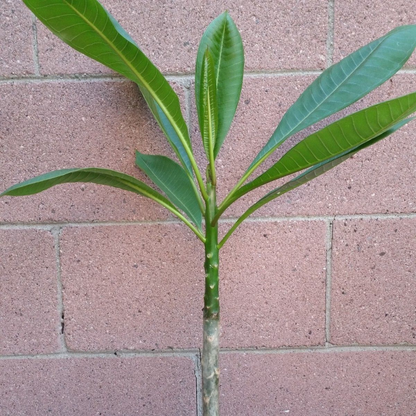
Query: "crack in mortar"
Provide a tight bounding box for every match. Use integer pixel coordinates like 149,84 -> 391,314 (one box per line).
50,226 -> 67,353
31,14 -> 40,76
325,219 -> 334,345
326,0 -> 335,67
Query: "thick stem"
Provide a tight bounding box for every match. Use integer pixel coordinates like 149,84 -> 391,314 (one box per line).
202,181 -> 220,416
202,315 -> 219,415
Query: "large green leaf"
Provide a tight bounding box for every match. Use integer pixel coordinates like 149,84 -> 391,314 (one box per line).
1,168 -> 172,201
135,152 -> 202,229
198,49 -> 218,172
248,24 -> 416,171
195,11 -> 244,158
1,167 -> 205,240
23,0 -> 194,175
219,117 -> 414,247
224,92 -> 416,208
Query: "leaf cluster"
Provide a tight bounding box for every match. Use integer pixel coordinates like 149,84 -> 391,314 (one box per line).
2,0 -> 416,248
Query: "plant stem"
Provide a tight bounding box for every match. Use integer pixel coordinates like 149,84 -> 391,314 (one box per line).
202,180 -> 220,416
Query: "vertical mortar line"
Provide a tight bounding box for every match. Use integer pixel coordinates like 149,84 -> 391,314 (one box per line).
325,218 -> 334,346
183,78 -> 193,136
192,350 -> 203,416
51,225 -> 67,352
326,0 -> 335,68
31,14 -> 40,76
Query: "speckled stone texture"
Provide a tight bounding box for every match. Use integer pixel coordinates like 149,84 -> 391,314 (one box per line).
220,221 -> 327,348
37,0 -> 327,75
221,351 -> 416,415
0,0 -> 35,76
334,0 -> 416,67
331,218 -> 416,345
0,356 -> 196,415
0,229 -> 60,355
60,224 -> 204,351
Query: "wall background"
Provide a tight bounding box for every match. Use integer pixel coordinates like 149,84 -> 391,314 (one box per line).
1,0 -> 415,414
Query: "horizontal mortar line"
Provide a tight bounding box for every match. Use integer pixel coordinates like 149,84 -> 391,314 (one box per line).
2,344 -> 414,361
0,223 -> 58,231
0,218 -> 185,230
0,74 -> 126,84
220,344 -> 416,355
1,67 -> 415,85
0,348 -> 200,361
0,70 -> 320,85
218,211 -> 416,224
397,68 -> 416,74
244,69 -> 322,78
326,212 -> 416,221
2,211 -> 415,230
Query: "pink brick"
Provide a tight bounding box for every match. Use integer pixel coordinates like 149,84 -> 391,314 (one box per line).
0,0 -> 35,76
0,229 -> 60,355
220,220 -> 327,348
334,0 -> 416,67
37,0 -> 327,75
60,224 -> 204,351
0,356 -> 195,415
221,350 -> 416,415
0,80 -> 187,223
331,218 -> 416,345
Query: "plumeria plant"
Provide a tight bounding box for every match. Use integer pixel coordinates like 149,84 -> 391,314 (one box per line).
2,1 -> 416,414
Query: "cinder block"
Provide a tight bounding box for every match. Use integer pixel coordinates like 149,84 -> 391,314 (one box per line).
60,224 -> 204,351
334,0 -> 416,67
331,218 -> 416,345
0,356 -> 196,415
0,80 -> 187,223
220,220 -> 327,348
37,0 -> 327,75
0,229 -> 60,355
0,0 -> 35,76
221,351 -> 416,415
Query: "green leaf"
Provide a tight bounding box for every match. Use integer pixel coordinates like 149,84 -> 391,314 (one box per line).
1,167 -> 205,241
256,117 -> 414,206
135,152 -> 202,228
249,24 -> 416,170
1,168 -> 172,202
23,0 -> 194,175
219,117 -> 414,248
235,92 -> 416,199
195,11 -> 244,158
198,49 -> 218,171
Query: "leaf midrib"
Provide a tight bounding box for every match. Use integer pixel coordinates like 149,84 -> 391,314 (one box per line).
215,16 -> 227,89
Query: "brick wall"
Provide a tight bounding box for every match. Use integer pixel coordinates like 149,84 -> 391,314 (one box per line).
1,1 -> 415,415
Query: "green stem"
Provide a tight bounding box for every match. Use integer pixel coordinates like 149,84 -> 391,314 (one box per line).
202,181 -> 220,416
